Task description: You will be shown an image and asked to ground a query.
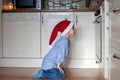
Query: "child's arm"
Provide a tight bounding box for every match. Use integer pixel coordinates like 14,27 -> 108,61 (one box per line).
57,62 -> 64,74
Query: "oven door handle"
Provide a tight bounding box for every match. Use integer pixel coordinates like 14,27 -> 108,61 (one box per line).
113,53 -> 120,60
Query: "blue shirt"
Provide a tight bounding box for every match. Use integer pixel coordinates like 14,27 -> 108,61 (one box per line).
41,36 -> 70,70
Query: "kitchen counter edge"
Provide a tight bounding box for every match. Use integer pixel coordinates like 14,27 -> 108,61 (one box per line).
2,8 -> 96,13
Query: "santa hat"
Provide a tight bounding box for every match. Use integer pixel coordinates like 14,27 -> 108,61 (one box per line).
49,19 -> 74,47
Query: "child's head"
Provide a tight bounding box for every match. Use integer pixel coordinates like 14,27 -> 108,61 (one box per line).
49,20 -> 75,46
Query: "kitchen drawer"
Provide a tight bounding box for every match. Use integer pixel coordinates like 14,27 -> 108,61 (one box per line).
108,0 -> 120,10
110,39 -> 120,51
110,47 -> 120,80
111,47 -> 120,68
3,13 -> 40,21
110,13 -> 120,35
110,12 -> 120,50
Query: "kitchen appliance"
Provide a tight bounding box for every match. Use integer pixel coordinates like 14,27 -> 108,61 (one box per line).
15,0 -> 41,9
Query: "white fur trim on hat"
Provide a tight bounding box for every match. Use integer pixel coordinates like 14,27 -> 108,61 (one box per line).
61,21 -> 74,36
49,45 -> 53,49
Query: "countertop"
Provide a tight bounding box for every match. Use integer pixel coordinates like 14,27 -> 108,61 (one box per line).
2,8 -> 96,13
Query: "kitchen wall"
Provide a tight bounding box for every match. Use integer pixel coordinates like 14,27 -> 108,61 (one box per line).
0,0 -> 2,58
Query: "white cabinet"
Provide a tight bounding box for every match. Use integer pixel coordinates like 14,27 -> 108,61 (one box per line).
3,13 -> 41,58
1,12 -> 96,68
40,12 -> 96,68
108,0 -> 115,10
41,12 -> 95,59
41,12 -> 75,57
69,12 -> 95,59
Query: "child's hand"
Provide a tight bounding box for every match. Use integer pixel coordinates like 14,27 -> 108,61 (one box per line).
58,67 -> 64,74
57,62 -> 64,74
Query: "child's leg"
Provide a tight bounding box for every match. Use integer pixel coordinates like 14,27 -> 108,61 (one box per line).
33,68 -> 65,80
43,68 -> 65,80
32,78 -> 46,80
33,69 -> 44,79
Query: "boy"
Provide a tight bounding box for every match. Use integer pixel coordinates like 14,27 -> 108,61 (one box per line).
33,19 -> 75,80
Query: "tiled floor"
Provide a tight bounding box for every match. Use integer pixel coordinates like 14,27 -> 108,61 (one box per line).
0,68 -> 104,80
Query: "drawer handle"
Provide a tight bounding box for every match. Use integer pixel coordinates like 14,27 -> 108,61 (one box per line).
113,54 -> 120,60
113,9 -> 120,15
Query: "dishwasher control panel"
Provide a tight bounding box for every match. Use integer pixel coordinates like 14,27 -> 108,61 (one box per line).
3,13 -> 40,21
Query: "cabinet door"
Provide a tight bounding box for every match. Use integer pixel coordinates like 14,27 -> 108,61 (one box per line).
41,12 -> 75,57
69,12 -> 95,59
3,21 -> 40,58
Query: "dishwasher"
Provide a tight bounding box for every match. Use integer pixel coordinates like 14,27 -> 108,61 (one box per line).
3,13 -> 41,58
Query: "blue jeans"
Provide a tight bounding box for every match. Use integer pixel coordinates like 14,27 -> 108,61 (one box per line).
33,68 -> 65,80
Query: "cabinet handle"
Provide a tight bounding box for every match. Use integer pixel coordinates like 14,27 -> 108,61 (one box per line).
113,9 -> 120,15
42,14 -> 44,24
76,15 -> 78,24
113,53 -> 120,60
93,20 -> 100,23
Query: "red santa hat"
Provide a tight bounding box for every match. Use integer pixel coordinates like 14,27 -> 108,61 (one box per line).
49,19 -> 74,47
